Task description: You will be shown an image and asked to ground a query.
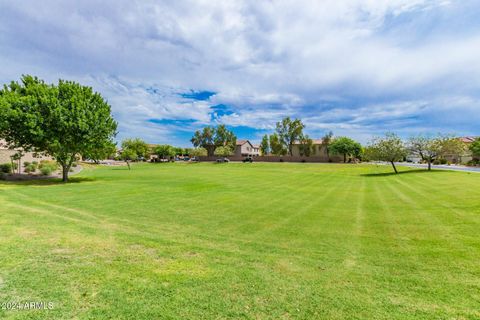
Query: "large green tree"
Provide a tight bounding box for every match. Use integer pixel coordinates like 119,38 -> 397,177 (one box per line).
329,137 -> 362,163
121,138 -> 149,167
190,125 -> 236,157
368,133 -> 407,173
154,144 -> 175,160
269,133 -> 287,156
260,134 -> 270,155
275,117 -> 305,156
0,75 -> 117,182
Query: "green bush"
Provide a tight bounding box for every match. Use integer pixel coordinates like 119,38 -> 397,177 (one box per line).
23,161 -> 31,167
0,163 -> 13,174
467,159 -> 479,166
24,164 -> 37,174
439,158 -> 448,165
40,166 -> 53,176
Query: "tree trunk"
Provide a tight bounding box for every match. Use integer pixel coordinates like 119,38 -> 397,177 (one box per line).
126,161 -> 131,170
390,161 -> 398,174
206,146 -> 215,157
427,160 -> 431,171
343,153 -> 346,163
61,155 -> 76,182
62,165 -> 69,182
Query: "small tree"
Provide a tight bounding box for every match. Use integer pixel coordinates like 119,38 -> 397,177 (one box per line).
470,138 -> 480,159
191,125 -> 236,157
121,138 -> 149,160
269,133 -> 287,156
437,136 -> 467,163
298,135 -> 314,157
189,147 -> 207,157
214,146 -> 234,157
275,117 -> 305,156
408,135 -> 441,170
260,134 -> 270,155
83,142 -> 117,164
321,131 -> 333,160
120,149 -> 136,170
154,145 -> 175,161
329,137 -> 362,163
0,75 -> 117,182
368,133 -> 407,173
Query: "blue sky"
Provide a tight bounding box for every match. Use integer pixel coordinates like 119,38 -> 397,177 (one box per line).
0,0 -> 479,146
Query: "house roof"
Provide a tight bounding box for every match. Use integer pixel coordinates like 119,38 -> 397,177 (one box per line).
459,136 -> 478,143
236,140 -> 249,146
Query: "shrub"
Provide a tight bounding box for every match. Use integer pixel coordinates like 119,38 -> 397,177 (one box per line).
72,162 -> 78,167
467,159 -> 479,167
439,158 -> 448,165
23,161 -> 31,167
24,164 -> 37,174
39,160 -> 58,170
40,166 -> 53,176
0,163 -> 13,174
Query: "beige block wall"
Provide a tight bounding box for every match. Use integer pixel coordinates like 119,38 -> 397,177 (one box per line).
0,148 -> 53,166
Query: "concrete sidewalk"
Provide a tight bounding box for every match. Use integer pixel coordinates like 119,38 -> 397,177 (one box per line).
397,163 -> 480,173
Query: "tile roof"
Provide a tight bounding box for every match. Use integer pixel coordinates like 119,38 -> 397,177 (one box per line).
236,140 -> 248,146
459,136 -> 478,143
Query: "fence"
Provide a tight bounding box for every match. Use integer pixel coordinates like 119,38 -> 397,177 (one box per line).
197,155 -> 344,163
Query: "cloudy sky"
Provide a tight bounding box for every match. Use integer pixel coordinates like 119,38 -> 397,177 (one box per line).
0,0 -> 479,146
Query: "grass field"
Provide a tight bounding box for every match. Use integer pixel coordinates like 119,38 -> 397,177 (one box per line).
0,162 -> 479,319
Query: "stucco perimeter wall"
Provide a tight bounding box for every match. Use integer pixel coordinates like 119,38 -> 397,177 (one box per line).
198,155 -> 344,163
0,149 -> 52,165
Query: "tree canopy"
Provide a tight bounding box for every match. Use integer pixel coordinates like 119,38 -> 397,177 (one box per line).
0,75 -> 117,181
368,133 -> 407,173
321,131 -> 334,160
214,146 -> 234,157
154,145 -> 175,160
329,137 -> 362,163
269,133 -> 287,156
120,138 -> 149,169
470,138 -> 480,158
298,134 -> 314,157
275,117 -> 305,156
260,134 -> 270,155
191,125 -> 236,157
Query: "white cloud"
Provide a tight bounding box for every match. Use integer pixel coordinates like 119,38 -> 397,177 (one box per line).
0,0 -> 479,145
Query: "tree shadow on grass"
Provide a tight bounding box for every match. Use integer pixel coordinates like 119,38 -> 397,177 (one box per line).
361,169 -> 446,177
0,176 -> 96,186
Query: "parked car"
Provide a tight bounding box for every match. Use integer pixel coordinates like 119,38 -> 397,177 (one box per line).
216,157 -> 230,163
243,156 -> 253,163
190,157 -> 199,162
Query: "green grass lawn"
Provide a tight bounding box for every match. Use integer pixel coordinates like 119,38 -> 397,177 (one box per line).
0,163 -> 479,319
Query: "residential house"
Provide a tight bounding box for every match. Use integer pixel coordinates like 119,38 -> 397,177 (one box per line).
291,139 -> 328,158
235,140 -> 260,157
